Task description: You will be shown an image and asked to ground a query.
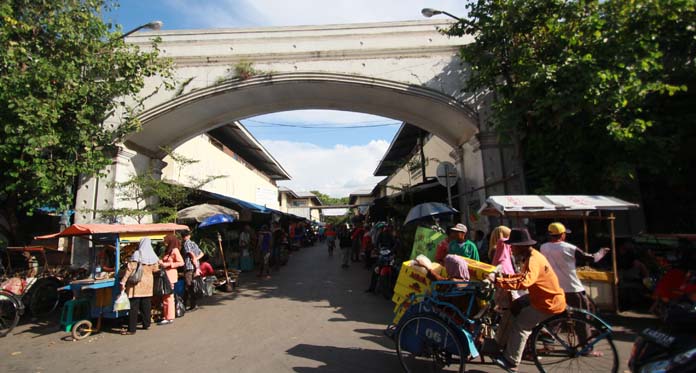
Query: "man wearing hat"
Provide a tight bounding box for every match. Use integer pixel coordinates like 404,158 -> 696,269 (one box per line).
540,222 -> 609,312
492,228 -> 566,372
447,223 -> 480,261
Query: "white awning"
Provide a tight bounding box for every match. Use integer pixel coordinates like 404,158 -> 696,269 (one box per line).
479,195 -> 639,216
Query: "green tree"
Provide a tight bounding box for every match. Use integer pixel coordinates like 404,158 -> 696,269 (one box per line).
99,149 -> 224,223
448,0 -> 695,231
310,190 -> 349,205
0,0 -> 173,242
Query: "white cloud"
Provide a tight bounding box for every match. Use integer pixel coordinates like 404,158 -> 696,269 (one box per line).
260,139 -> 389,197
164,0 -> 468,28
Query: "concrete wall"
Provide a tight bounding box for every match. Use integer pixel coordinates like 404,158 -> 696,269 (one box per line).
161,134 -> 280,209
384,135 -> 457,195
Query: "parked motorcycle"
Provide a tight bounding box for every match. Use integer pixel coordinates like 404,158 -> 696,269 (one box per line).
629,292 -> 696,372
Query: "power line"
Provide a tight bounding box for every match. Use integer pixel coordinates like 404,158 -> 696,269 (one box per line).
243,118 -> 401,129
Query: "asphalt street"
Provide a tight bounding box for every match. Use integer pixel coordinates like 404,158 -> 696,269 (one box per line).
1,242 -> 649,372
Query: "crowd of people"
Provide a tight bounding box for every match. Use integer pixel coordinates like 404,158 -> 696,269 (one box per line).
115,220 -> 316,335
405,220 -> 610,372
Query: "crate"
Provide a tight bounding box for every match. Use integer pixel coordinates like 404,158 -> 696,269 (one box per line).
461,257 -> 497,281
391,261 -> 446,325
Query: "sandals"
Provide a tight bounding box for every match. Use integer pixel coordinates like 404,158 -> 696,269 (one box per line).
120,330 -> 135,335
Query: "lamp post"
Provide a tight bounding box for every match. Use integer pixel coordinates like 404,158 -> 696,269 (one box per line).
120,20 -> 163,39
421,8 -> 461,21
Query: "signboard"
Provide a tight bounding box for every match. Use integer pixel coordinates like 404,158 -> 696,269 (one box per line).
255,188 -> 278,209
409,226 -> 447,260
436,161 -> 459,187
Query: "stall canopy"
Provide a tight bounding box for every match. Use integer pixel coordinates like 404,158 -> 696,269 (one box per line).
479,195 -> 639,217
35,223 -> 188,239
478,195 -> 639,313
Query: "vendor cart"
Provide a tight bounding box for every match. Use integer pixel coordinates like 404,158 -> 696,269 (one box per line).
35,223 -> 187,340
479,195 -> 639,312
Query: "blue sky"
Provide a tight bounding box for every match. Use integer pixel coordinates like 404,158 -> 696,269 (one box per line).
109,0 -> 469,195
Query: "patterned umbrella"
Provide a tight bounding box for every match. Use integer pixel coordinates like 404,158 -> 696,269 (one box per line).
404,202 -> 458,225
177,203 -> 239,223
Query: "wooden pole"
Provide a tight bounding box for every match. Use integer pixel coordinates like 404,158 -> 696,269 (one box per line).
609,213 -> 619,313
583,218 -> 589,252
217,232 -> 233,292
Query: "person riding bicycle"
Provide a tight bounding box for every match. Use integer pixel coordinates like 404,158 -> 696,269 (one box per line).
491,228 -> 566,372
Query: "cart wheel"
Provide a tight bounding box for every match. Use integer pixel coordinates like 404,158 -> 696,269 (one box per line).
0,291 -> 20,338
71,320 -> 92,341
27,281 -> 60,317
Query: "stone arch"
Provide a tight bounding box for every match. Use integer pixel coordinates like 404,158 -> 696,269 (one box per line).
125,72 -> 478,158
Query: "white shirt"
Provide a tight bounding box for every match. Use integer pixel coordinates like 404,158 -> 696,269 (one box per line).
540,241 -> 585,293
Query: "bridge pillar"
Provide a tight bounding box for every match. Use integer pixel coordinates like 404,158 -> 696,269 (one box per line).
73,146 -> 162,225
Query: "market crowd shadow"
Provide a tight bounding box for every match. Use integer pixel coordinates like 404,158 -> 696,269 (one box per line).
286,343 -> 400,373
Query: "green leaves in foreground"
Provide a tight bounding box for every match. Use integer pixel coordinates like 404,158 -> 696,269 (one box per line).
0,0 -> 173,240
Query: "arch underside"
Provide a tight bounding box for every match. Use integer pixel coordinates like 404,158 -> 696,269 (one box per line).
126,73 -> 479,158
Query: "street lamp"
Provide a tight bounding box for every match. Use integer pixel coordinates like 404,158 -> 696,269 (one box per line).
121,20 -> 163,39
421,8 -> 461,21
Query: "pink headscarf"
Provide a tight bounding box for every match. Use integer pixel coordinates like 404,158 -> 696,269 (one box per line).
444,254 -> 470,281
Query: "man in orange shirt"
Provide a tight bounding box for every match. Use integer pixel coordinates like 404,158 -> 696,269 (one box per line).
492,228 -> 566,372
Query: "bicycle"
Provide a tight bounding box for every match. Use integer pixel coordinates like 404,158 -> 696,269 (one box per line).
388,280 -> 618,373
0,247 -> 65,338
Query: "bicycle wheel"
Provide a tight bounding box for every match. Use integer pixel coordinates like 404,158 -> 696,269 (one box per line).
27,281 -> 60,316
396,314 -> 466,373
531,314 -> 618,373
0,291 -> 20,337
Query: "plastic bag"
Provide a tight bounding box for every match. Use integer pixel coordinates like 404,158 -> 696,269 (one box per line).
175,294 -> 185,318
114,291 -> 130,312
192,276 -> 205,298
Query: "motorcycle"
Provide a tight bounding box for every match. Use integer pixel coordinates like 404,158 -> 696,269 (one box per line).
374,248 -> 398,299
327,239 -> 335,257
629,275 -> 696,373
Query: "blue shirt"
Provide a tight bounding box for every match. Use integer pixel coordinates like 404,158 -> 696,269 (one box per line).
182,239 -> 202,271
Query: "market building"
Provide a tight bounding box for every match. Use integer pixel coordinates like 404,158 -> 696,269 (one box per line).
162,121 -> 291,212
278,187 -> 323,222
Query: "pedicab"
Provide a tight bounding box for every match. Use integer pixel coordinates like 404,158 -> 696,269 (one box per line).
35,223 -> 188,340
0,246 -> 68,337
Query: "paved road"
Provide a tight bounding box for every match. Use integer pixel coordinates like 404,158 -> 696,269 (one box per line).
1,243 -> 648,372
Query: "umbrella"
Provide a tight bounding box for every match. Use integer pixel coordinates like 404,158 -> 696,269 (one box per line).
404,202 -> 458,225
177,203 -> 239,223
196,213 -> 236,292
198,213 -> 236,228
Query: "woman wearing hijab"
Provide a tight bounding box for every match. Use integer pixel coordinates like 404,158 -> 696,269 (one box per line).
489,226 -> 512,272
158,233 -> 184,325
119,238 -> 160,335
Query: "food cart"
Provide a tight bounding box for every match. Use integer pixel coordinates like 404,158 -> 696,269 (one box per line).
35,223 -> 188,340
478,195 -> 639,312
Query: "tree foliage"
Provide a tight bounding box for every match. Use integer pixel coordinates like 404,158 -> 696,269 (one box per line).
99,150 -> 224,223
448,0 -> 696,231
309,190 -> 349,205
0,0 -> 173,241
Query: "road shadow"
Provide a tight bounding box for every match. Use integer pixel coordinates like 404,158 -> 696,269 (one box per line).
286,343 -> 400,372
603,312 -> 659,343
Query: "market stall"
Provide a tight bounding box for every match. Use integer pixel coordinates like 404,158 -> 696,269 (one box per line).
479,195 -> 639,312
35,223 -> 188,339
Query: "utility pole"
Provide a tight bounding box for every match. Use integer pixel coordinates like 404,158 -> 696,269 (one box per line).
419,131 -> 427,183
